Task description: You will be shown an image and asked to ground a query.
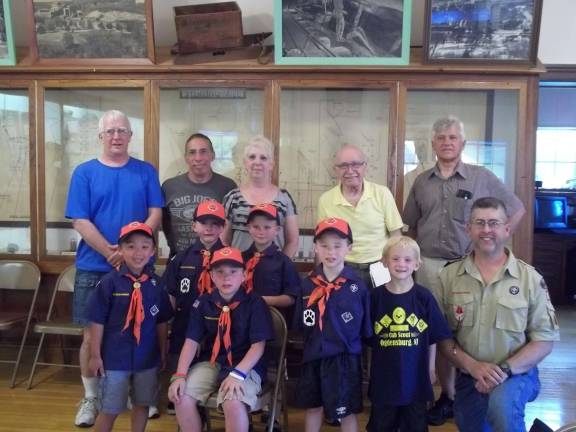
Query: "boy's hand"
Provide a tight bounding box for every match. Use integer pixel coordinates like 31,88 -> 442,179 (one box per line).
220,376 -> 245,400
89,356 -> 105,377
168,379 -> 186,404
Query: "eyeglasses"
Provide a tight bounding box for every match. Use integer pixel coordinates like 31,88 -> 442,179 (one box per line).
470,219 -> 506,229
335,161 -> 366,170
103,128 -> 131,137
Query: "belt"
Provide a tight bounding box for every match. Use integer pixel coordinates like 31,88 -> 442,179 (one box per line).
345,261 -> 377,270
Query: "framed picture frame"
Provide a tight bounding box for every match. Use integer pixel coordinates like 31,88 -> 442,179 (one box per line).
274,0 -> 412,66
0,0 -> 16,66
27,0 -> 155,65
423,0 -> 543,65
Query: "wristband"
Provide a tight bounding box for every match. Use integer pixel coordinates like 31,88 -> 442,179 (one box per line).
229,368 -> 247,381
170,373 -> 186,383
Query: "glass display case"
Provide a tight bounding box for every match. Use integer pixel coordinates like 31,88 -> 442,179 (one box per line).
0,89 -> 30,255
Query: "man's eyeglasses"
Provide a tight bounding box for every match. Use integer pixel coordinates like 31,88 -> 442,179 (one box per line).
335,161 -> 366,170
103,128 -> 131,137
470,219 -> 506,229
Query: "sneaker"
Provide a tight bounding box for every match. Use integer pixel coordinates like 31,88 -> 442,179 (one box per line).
75,397 -> 98,428
148,406 -> 160,419
166,401 -> 176,416
427,393 -> 454,426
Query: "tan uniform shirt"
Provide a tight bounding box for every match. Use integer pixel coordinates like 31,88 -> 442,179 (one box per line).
439,250 -> 559,365
403,162 -> 524,260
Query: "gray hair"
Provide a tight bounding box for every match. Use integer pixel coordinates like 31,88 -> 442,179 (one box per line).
243,135 -> 275,161
431,116 -> 465,140
98,110 -> 131,133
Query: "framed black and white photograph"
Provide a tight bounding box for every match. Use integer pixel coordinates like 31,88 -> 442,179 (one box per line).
274,0 -> 412,66
0,0 -> 16,66
28,0 -> 155,65
424,0 -> 543,64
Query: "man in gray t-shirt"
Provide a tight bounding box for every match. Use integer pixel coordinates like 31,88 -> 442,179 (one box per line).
162,133 -> 236,257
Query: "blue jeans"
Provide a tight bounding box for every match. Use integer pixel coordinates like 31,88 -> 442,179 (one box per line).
454,368 -> 540,432
72,269 -> 106,326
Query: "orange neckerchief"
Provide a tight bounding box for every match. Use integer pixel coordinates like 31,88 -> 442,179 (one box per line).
306,274 -> 347,331
122,272 -> 150,344
197,250 -> 213,295
244,252 -> 262,293
210,301 -> 240,366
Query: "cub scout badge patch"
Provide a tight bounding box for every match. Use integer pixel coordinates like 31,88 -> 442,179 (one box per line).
341,312 -> 353,323
150,305 -> 159,316
454,305 -> 464,322
350,283 -> 358,293
303,309 -> 315,327
509,286 -> 520,295
192,299 -> 200,309
180,278 -> 191,293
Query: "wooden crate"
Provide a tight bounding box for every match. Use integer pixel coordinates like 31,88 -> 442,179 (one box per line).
174,2 -> 243,54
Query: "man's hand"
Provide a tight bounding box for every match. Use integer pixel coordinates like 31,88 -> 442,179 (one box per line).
106,244 -> 123,267
469,361 -> 507,391
219,375 -> 245,401
89,356 -> 105,377
168,378 -> 186,404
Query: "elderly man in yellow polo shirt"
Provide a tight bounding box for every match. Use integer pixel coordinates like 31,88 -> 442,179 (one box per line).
317,144 -> 403,288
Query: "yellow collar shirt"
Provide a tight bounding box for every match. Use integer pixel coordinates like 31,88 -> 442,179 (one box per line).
317,180 -> 404,264
439,250 -> 559,367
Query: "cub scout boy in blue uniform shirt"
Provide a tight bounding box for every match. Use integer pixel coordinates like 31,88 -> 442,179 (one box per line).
298,217 -> 372,432
168,247 -> 273,432
163,200 -> 226,364
87,221 -> 173,432
368,236 -> 451,432
242,203 -> 300,311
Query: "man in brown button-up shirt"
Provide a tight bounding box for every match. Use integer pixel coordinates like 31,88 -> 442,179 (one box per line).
403,116 -> 526,425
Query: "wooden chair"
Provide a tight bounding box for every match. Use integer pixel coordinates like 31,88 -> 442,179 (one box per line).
0,260 -> 42,388
26,265 -> 83,389
203,306 -> 289,432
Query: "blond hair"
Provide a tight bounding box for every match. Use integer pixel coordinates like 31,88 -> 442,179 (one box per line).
382,236 -> 421,262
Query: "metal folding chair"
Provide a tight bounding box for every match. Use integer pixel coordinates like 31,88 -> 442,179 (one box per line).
26,264 -> 83,389
0,260 -> 42,388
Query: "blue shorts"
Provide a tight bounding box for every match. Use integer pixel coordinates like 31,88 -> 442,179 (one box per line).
72,269 -> 106,326
99,368 -> 159,415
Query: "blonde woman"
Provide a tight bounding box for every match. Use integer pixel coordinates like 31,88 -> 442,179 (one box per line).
222,136 -> 299,258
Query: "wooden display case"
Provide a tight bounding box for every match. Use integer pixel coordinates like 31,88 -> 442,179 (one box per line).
0,48 -> 543,273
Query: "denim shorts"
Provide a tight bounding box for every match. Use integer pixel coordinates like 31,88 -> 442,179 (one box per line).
72,269 -> 106,326
99,368 -> 159,415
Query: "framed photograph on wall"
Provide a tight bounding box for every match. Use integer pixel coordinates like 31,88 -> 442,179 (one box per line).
274,0 -> 412,66
28,0 -> 155,65
423,0 -> 543,65
0,0 -> 16,66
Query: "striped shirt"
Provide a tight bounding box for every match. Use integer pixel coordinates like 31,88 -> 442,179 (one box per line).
223,188 -> 298,251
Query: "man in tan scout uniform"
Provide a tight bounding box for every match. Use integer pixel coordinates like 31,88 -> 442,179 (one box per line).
438,197 -> 559,432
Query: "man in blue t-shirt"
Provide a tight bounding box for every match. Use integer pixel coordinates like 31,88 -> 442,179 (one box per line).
65,110 -> 164,428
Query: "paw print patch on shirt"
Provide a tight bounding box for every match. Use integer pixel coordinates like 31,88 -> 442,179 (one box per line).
303,309 -> 315,327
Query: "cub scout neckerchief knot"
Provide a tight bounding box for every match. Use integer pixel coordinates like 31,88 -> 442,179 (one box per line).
197,249 -> 213,295
244,252 -> 262,294
307,274 -> 347,331
123,273 -> 150,344
210,301 -> 240,366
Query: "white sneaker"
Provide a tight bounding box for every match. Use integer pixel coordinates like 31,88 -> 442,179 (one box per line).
148,405 -> 160,419
75,397 -> 98,428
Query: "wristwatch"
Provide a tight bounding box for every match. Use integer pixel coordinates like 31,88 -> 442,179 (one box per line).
499,361 -> 513,378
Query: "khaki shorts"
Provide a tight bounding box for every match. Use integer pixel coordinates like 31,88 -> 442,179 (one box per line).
416,256 -> 448,303
184,361 -> 262,410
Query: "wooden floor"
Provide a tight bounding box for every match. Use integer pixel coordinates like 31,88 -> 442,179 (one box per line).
1,307 -> 575,432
